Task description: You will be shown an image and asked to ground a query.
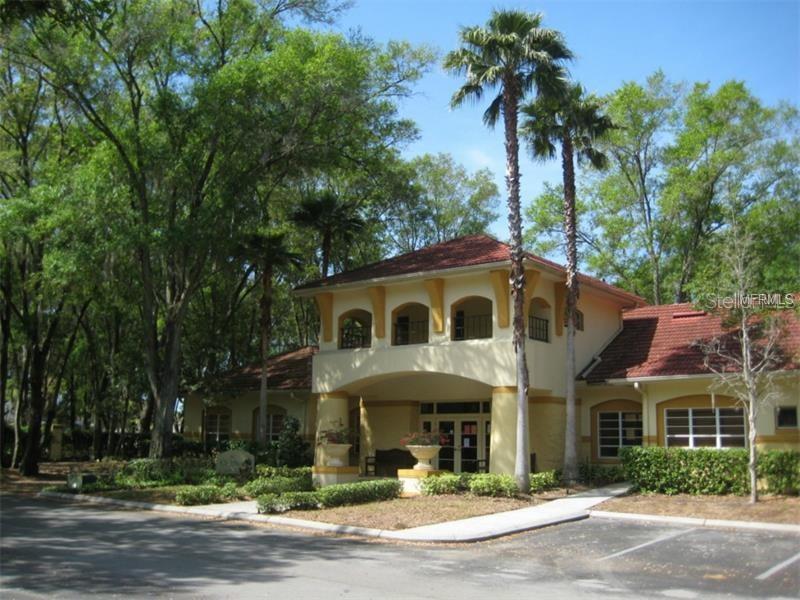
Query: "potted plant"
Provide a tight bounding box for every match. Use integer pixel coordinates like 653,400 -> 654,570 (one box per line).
400,431 -> 447,471
317,421 -> 352,467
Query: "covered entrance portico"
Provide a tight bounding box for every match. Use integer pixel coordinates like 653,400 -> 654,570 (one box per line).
314,371 -> 523,476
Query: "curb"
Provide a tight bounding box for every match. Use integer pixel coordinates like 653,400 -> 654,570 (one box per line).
589,509 -> 800,534
38,491 -> 588,543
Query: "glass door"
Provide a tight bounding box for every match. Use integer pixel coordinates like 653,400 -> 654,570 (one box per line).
459,420 -> 479,472
437,420 -> 455,472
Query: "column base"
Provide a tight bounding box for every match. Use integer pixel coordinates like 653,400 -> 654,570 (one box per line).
312,465 -> 359,488
397,469 -> 446,496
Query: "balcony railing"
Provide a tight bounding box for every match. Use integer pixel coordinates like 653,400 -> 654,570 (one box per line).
393,320 -> 429,345
528,316 -> 549,342
340,325 -> 371,349
453,314 -> 492,340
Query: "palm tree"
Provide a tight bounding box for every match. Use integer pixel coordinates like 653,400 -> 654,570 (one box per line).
444,9 -> 572,491
521,84 -> 613,483
239,231 -> 301,447
291,190 -> 365,278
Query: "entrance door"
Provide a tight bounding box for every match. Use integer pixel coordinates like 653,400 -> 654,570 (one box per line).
437,420 -> 455,471
459,420 -> 479,473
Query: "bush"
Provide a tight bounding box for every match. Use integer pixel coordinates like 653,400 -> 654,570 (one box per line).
116,457 -> 214,488
420,474 -> 463,495
759,450 -> 800,495
316,479 -> 402,508
257,491 -> 322,514
468,473 -> 518,497
242,475 -> 312,497
255,465 -> 312,479
578,463 -> 626,486
621,447 -> 749,495
175,485 -> 225,506
530,470 -> 559,493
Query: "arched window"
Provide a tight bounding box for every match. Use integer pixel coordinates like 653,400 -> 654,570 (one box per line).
392,303 -> 429,345
451,296 -> 492,341
204,406 -> 231,447
338,309 -> 372,349
252,405 -> 288,443
528,298 -> 551,342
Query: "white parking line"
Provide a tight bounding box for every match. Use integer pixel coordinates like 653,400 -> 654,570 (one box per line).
755,551 -> 800,581
597,528 -> 696,561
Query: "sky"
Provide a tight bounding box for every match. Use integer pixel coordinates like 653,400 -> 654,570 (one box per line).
323,0 -> 800,240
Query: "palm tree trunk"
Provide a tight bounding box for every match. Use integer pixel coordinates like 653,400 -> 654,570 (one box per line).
503,84 -> 531,492
257,262 -> 274,447
561,131 -> 579,484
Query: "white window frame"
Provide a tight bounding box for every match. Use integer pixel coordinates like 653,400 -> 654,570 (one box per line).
597,410 -> 642,458
665,407 -> 746,449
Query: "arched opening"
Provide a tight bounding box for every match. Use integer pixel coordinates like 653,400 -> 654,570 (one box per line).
451,296 -> 492,340
564,307 -> 585,332
391,302 -> 429,345
252,405 -> 288,443
528,298 -> 551,342
338,309 -> 372,349
204,405 -> 231,448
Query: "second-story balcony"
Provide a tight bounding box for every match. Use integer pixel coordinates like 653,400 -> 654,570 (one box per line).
528,315 -> 549,342
393,319 -> 429,345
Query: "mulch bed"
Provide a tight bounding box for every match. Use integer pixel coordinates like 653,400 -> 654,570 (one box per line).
598,493 -> 800,524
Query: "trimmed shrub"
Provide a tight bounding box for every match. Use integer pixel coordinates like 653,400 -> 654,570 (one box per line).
620,447 -> 749,495
759,450 -> 800,495
175,485 -> 225,506
255,465 -> 313,479
242,475 -> 312,498
468,473 -> 518,497
256,493 -> 282,513
117,458 -> 214,488
529,470 -> 559,493
420,474 -> 463,495
578,463 -> 626,486
257,491 -> 323,514
316,479 -> 402,508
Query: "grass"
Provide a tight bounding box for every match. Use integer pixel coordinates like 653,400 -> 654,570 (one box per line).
598,493 -> 800,524
284,494 -> 540,530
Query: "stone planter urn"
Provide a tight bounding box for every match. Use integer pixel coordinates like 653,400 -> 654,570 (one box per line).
323,443 -> 352,467
406,445 -> 441,471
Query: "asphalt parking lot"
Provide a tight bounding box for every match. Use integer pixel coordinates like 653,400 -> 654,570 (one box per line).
1,494 -> 798,599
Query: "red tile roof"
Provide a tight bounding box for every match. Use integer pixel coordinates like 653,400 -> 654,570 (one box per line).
202,346 -> 316,392
295,234 -> 645,305
583,304 -> 800,383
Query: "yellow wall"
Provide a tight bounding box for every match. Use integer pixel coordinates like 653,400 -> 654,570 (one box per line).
360,402 -> 418,458
529,398 -> 569,472
183,390 -> 311,440
489,388 -> 517,475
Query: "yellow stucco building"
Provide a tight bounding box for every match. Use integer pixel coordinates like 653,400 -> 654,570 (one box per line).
185,235 -> 800,474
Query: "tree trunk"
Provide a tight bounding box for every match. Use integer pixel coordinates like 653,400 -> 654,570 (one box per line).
148,315 -> 183,458
503,83 -> 531,492
139,391 -> 154,434
257,263 -> 274,447
12,348 -> 30,469
561,131 -> 580,484
0,261 -> 10,468
321,230 -> 332,278
19,348 -> 47,475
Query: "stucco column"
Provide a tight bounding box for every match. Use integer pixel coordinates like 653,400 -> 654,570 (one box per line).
490,386 -> 517,475
315,391 -> 350,466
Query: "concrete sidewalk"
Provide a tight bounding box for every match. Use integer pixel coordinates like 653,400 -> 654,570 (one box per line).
39,483 -> 629,543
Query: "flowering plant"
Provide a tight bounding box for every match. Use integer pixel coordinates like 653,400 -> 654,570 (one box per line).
400,431 -> 447,447
317,420 -> 351,445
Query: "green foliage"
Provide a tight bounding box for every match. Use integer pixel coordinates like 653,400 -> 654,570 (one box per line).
467,473 -> 519,497
529,470 -> 560,492
115,458 -> 215,488
175,485 -> 226,506
578,463 -> 626,486
420,474 -> 463,495
620,447 -> 749,495
759,450 -> 800,495
255,465 -> 313,479
316,479 -> 403,507
257,491 -> 322,514
272,417 -> 313,467
241,475 -> 313,497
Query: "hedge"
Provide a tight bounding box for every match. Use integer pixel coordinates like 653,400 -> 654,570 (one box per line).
255,465 -> 312,479
620,447 -> 800,496
529,470 -> 559,493
578,463 -> 626,486
420,473 -> 473,495
316,479 -> 402,507
759,450 -> 800,495
242,475 -> 313,497
257,491 -> 321,513
468,473 -> 518,497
